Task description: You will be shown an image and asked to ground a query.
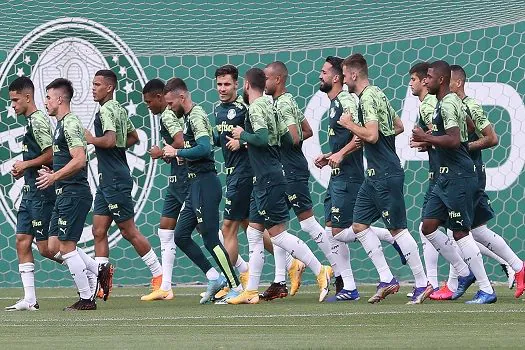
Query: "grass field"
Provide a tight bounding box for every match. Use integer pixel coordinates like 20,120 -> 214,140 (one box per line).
1,284 -> 524,349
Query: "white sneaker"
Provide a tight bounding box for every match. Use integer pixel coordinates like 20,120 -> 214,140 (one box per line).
5,299 -> 39,311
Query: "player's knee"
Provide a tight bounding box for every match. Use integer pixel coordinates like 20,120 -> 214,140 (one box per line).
421,221 -> 436,236
352,223 -> 367,234
92,225 -> 108,240
15,234 -> 32,251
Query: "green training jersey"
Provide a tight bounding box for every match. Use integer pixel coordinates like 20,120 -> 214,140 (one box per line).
275,92 -> 310,178
182,105 -> 216,175
21,110 -> 56,199
245,96 -> 284,185
214,95 -> 253,178
417,93 -> 439,181
357,85 -> 403,178
328,90 -> 364,182
94,100 -> 134,185
52,113 -> 89,191
159,107 -> 188,183
462,96 -> 491,166
431,93 -> 475,179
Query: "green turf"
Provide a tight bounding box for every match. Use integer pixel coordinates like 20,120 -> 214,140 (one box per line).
0,285 -> 523,349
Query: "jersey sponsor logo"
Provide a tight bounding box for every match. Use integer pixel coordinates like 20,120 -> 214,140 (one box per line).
0,18 -> 158,255
217,121 -> 234,133
448,211 -> 461,219
227,108 -> 236,120
31,220 -> 42,227
108,203 -> 119,210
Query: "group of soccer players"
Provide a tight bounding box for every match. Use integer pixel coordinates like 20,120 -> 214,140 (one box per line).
6,53 -> 525,311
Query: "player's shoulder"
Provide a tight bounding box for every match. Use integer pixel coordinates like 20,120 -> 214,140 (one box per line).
442,92 -> 463,108
422,93 -> 438,109
100,99 -> 124,115
63,113 -> 84,131
233,95 -> 248,111
31,110 -> 51,125
161,106 -> 177,120
337,90 -> 357,108
462,95 -> 483,111
360,85 -> 383,105
249,95 -> 272,113
189,104 -> 208,121
276,92 -> 296,106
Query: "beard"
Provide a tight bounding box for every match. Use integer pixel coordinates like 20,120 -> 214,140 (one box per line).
243,90 -> 249,104
174,105 -> 185,118
319,80 -> 332,93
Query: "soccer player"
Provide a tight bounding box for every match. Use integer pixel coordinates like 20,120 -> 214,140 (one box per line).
435,65 -> 523,298
262,60 -> 336,300
5,77 -> 57,311
86,70 -> 162,299
412,60 -> 496,304
338,53 -> 432,304
36,78 -> 112,310
227,68 -> 331,304
140,79 -> 188,301
407,62 -> 440,291
213,65 -> 251,287
161,77 -> 242,304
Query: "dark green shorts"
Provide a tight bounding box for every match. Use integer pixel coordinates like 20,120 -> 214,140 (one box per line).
224,176 -> 253,221
423,176 -> 477,231
162,183 -> 188,219
175,172 -> 221,239
353,175 -> 407,230
324,180 -> 361,228
49,191 -> 92,243
472,190 -> 495,228
286,176 -> 313,217
93,179 -> 134,223
420,180 -> 437,222
16,196 -> 55,242
249,183 -> 289,229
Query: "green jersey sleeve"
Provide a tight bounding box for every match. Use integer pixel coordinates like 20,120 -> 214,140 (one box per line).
467,98 -> 490,133
64,115 -> 86,149
248,103 -> 268,132
339,92 -> 359,119
32,111 -> 53,151
420,94 -> 437,126
126,118 -> 136,133
190,106 -> 212,140
99,103 -> 117,133
162,109 -> 183,137
441,97 -> 460,130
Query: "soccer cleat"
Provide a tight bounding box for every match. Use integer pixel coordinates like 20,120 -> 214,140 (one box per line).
334,275 -> 344,294
406,284 -> 434,305
430,284 -> 454,300
288,259 -> 306,296
98,262 -> 114,301
368,277 -> 400,304
259,282 -> 288,301
465,290 -> 497,304
226,289 -> 259,304
514,262 -> 525,298
199,275 -> 227,304
214,287 -> 230,300
215,288 -> 241,304
5,299 -> 39,311
96,288 -> 105,299
392,241 -> 407,265
316,265 -> 331,302
406,287 -> 415,298
326,289 -> 360,302
150,275 -> 162,291
63,298 -> 97,311
239,270 -> 249,289
451,271 -> 476,300
140,288 -> 174,301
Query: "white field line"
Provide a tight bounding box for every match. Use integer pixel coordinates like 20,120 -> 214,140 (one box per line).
1,309 -> 524,324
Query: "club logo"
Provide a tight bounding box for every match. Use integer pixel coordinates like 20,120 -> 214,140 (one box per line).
0,18 -> 159,254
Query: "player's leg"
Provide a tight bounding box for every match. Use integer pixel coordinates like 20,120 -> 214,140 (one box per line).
325,180 -> 359,302
197,174 -> 241,297
352,179 -> 398,303
58,193 -> 99,310
92,188 -> 111,262
470,192 -> 524,297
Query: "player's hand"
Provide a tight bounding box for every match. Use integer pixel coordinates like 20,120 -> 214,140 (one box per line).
11,160 -> 26,178
36,166 -> 55,189
411,126 -> 427,142
84,129 -> 94,144
231,126 -> 244,140
148,145 -> 163,159
225,136 -> 241,151
162,145 -> 177,158
354,136 -> 363,149
314,154 -> 329,169
338,112 -> 354,130
327,151 -> 343,168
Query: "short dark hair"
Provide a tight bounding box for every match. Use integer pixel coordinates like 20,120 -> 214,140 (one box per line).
164,77 -> 188,94
215,65 -> 238,81
342,53 -> 369,77
430,60 -> 451,81
325,56 -> 343,81
244,68 -> 266,92
450,64 -> 467,81
9,76 -> 34,93
409,62 -> 430,80
95,69 -> 118,88
46,78 -> 74,101
143,79 -> 165,95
